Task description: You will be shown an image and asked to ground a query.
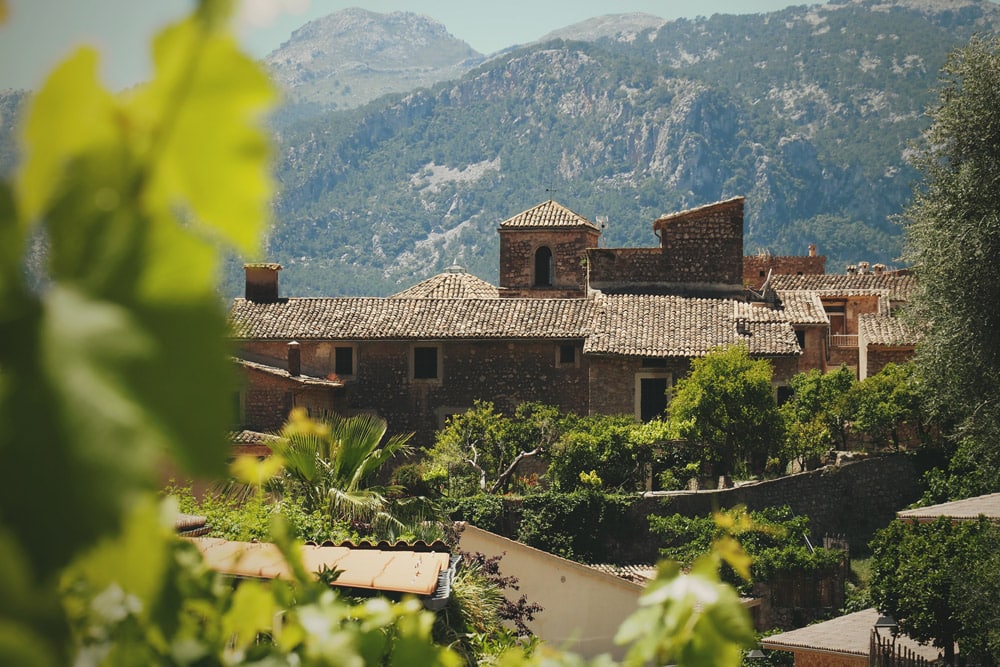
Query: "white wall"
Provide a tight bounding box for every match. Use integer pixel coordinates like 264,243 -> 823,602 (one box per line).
458,524 -> 644,660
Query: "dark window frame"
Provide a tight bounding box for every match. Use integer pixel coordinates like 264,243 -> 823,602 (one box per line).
411,345 -> 441,381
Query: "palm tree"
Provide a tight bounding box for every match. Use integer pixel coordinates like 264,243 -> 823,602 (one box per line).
269,409 -> 438,540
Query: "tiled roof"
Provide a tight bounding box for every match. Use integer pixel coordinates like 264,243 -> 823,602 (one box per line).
859,313 -> 916,347
498,200 -> 599,230
175,513 -> 209,537
391,266 -> 499,299
234,357 -> 343,387
897,493 -> 1000,522
187,536 -> 455,598
776,290 -> 829,325
585,295 -> 800,357
229,429 -> 279,457
229,430 -> 280,446
762,608 -> 941,661
230,297 -> 596,340
232,294 -> 801,359
653,196 -> 744,228
588,563 -> 658,584
770,273 -> 916,301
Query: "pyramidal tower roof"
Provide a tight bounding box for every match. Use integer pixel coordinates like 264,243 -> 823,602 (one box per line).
498,200 -> 599,230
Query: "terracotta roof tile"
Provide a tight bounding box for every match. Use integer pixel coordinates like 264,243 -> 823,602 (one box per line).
776,290 -> 829,325
859,313 -> 916,347
230,297 -> 597,340
584,295 -> 800,357
232,295 -> 801,359
391,266 -> 499,299
229,430 -> 280,446
770,273 -> 915,301
498,200 -> 599,230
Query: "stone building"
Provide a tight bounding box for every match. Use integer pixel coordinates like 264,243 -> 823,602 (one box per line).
229,197 -> 912,444
769,267 -> 916,378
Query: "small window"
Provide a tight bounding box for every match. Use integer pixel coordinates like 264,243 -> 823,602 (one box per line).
534,247 -> 553,287
795,330 -> 806,350
557,344 -> 577,367
334,345 -> 354,376
642,358 -> 668,368
412,346 -> 440,380
759,270 -> 766,277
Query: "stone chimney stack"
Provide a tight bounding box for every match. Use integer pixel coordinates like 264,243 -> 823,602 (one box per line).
859,261 -> 870,275
287,341 -> 301,376
245,263 -> 282,303
846,264 -> 857,275
808,243 -> 817,258
873,263 -> 886,276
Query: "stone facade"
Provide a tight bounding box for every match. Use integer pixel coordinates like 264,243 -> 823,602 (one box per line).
240,338 -> 590,443
652,197 -> 745,287
744,249 -> 826,290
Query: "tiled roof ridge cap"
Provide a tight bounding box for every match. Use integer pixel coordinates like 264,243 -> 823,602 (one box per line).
654,196 -> 745,224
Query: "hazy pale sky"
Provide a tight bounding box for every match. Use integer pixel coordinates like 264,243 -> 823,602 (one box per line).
0,0 -> 839,91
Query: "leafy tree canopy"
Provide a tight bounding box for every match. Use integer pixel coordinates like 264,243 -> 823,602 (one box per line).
903,35 -> 1000,499
779,365 -> 856,462
870,517 -> 1000,666
668,345 -> 784,478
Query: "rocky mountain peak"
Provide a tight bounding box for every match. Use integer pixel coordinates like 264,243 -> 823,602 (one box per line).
264,7 -> 482,110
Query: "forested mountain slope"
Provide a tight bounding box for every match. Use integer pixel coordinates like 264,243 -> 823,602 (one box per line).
259,0 -> 999,297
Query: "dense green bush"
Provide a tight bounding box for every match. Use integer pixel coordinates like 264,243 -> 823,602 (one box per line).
170,484 -> 356,544
650,506 -> 843,594
517,490 -> 637,563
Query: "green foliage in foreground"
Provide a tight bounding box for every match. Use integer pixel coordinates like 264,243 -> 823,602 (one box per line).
0,1 -> 758,664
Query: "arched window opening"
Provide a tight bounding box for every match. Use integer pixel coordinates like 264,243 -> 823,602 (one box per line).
534,247 -> 553,287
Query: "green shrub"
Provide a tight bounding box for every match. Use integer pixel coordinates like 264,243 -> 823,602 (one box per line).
650,506 -> 843,593
517,490 -> 637,563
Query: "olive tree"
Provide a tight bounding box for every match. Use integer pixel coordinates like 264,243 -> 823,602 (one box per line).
903,36 -> 1000,498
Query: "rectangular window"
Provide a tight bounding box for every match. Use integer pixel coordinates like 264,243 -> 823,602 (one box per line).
412,346 -> 440,380
635,372 -> 671,422
795,330 -> 806,350
556,343 -> 579,368
334,345 -> 354,376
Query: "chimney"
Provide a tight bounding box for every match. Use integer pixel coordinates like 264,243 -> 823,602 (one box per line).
873,263 -> 886,276
245,263 -> 282,303
287,340 -> 301,376
846,264 -> 857,275
859,261 -> 870,275
808,243 -> 817,258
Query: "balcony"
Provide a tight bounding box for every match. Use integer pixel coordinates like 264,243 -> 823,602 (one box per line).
829,334 -> 858,348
